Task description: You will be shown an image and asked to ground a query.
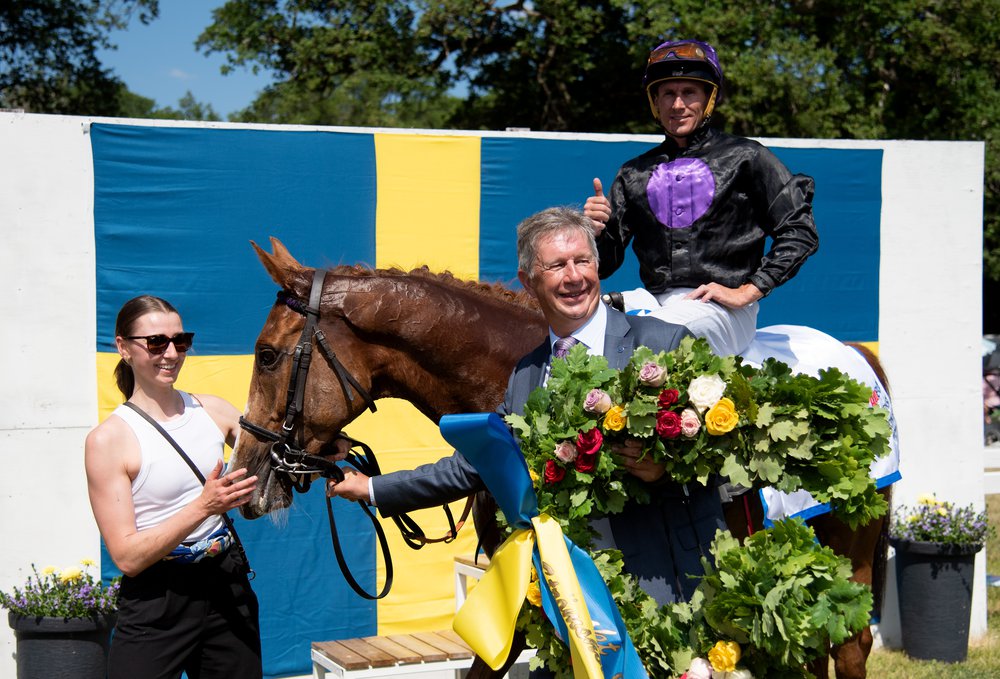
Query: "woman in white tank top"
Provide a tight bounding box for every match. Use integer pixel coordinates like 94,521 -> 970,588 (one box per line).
84,295 -> 263,679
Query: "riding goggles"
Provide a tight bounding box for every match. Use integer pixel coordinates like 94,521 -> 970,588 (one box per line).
647,42 -> 708,66
126,332 -> 195,354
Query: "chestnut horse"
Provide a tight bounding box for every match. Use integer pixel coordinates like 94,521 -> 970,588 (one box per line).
233,238 -> 890,679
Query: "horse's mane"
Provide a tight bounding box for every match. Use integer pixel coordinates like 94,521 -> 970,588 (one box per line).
328,264 -> 539,312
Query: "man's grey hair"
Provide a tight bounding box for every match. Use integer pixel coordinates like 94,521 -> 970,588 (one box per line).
516,206 -> 599,278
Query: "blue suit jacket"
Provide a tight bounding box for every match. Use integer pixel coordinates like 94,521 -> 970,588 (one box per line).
372,305 -> 726,604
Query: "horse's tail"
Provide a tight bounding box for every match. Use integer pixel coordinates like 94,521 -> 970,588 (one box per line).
870,485 -> 893,621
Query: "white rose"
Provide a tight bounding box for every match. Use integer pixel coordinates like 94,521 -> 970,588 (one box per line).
713,670 -> 754,679
688,374 -> 727,412
686,657 -> 713,679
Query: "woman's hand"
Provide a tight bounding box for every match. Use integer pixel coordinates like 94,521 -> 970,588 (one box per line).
201,461 -> 257,514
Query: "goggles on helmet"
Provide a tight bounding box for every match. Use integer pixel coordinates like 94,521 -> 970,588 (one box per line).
643,40 -> 723,122
647,42 -> 709,65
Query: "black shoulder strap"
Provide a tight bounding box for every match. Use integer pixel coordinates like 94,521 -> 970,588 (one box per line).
122,400 -> 254,579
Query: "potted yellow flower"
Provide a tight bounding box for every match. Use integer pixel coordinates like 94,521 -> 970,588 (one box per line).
0,559 -> 119,679
889,494 -> 994,663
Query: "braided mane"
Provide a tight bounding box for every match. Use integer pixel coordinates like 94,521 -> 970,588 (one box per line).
328,264 -> 538,311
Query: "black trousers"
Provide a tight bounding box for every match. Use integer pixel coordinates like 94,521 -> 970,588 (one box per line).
108,548 -> 262,679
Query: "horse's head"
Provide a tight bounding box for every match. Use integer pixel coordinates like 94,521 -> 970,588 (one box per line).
233,237 -> 547,519
234,238 -> 378,518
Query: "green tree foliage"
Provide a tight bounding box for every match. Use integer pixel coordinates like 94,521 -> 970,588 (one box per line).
197,0 -> 457,127
1,1 -> 218,121
0,0 -> 158,115
199,1 -> 997,292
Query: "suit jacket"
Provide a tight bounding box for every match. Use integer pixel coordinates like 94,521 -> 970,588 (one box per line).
372,305 -> 727,604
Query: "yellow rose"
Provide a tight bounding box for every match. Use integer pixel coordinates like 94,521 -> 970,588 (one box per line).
708,640 -> 741,673
529,468 -> 540,484
603,405 -> 626,432
526,580 -> 542,607
59,567 -> 83,583
705,397 -> 738,435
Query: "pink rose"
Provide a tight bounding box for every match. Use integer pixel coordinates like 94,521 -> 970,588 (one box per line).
658,388 -> 679,408
554,441 -> 578,463
638,362 -> 666,387
680,408 -> 701,438
583,388 -> 612,414
543,459 -> 565,484
656,410 -> 682,439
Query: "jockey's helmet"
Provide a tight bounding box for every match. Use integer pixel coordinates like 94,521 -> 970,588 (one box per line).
642,39 -> 724,122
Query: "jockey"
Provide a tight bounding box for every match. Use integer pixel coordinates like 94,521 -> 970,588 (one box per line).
584,39 -> 820,356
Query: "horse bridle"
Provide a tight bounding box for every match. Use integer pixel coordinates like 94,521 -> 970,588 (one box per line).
238,269 -> 472,599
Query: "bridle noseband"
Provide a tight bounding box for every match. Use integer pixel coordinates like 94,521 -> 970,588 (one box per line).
239,269 -> 377,489
238,269 -> 471,599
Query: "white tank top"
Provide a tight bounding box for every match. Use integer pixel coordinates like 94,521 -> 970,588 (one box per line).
114,391 -> 226,543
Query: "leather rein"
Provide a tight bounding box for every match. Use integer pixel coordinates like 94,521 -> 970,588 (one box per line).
238,269 -> 472,599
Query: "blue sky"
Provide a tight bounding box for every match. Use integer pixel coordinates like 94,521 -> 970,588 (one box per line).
98,1 -> 275,118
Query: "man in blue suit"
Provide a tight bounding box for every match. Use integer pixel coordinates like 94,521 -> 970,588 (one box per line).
329,206 -> 727,605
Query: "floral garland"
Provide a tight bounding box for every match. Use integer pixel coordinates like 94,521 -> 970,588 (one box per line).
506,336 -> 891,547
503,337 -> 891,677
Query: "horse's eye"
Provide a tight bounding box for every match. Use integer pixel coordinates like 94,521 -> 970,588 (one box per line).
256,347 -> 281,370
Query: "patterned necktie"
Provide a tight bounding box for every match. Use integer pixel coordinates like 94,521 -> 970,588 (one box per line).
553,336 -> 579,359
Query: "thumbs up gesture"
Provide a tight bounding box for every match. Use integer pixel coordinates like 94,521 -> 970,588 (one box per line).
583,178 -> 611,236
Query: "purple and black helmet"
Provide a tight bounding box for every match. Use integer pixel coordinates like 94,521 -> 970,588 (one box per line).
642,40 -> 724,120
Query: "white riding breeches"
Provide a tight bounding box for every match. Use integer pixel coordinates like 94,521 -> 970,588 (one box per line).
620,287 -> 759,357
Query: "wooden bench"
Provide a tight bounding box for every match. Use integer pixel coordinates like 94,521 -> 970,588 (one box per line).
312,555 -> 533,678
312,630 -> 472,678
312,629 -> 534,678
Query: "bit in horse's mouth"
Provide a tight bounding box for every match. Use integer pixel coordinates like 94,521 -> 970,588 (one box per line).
240,456 -> 293,519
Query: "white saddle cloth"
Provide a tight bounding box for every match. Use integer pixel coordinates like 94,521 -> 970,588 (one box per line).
742,325 -> 900,524
624,297 -> 902,523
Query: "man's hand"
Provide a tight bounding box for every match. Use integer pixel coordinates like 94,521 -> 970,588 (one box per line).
326,469 -> 371,503
614,438 -> 666,483
686,282 -> 763,309
583,178 -> 611,237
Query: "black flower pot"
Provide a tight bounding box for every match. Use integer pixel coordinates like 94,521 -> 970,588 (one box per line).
890,538 -> 981,663
8,611 -> 116,679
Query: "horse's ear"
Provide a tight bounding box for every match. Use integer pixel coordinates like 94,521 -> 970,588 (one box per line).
251,237 -> 303,289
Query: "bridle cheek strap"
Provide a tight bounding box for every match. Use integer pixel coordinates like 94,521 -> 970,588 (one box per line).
238,268 -> 470,599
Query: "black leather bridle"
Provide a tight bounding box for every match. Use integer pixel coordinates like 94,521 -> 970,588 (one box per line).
238,269 -> 471,599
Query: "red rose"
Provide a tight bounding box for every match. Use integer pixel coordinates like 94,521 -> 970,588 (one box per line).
575,449 -> 598,474
658,389 -> 679,409
576,427 -> 603,456
573,427 -> 603,474
544,459 -> 565,484
656,410 -> 682,439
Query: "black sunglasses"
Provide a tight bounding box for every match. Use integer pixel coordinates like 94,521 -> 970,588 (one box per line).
126,332 -> 195,355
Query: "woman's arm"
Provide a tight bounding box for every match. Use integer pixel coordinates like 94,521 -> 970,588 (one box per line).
85,415 -> 255,576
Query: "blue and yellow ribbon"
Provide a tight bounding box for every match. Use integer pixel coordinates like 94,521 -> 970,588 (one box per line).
439,413 -> 647,679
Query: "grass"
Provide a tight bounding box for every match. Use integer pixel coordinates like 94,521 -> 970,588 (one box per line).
858,494 -> 1000,678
